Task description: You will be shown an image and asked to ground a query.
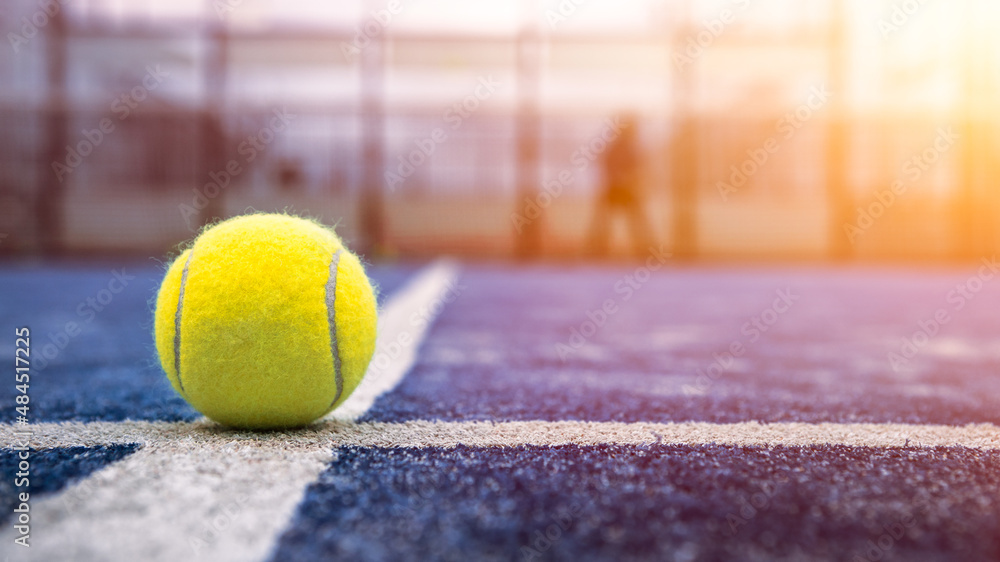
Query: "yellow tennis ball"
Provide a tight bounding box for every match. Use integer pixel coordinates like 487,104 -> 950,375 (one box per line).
153,213 -> 377,429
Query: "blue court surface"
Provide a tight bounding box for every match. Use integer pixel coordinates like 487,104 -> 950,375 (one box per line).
2,260 -> 1000,561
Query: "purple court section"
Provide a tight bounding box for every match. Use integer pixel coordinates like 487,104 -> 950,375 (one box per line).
362,264 -> 1000,425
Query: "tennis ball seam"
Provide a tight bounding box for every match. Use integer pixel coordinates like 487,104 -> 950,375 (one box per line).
325,249 -> 345,407
173,249 -> 194,396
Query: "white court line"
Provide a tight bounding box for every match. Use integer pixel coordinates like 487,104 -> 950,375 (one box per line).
5,419 -> 1000,451
0,259 -> 459,562
331,259 -> 460,421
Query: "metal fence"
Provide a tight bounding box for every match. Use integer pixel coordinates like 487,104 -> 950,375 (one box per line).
1,0 -> 998,260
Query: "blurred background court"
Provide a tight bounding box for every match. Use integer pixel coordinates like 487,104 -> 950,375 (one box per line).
1,0 -> 998,262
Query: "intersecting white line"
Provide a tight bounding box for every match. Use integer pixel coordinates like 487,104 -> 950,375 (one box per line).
0,259 -> 459,562
2,415 -> 997,562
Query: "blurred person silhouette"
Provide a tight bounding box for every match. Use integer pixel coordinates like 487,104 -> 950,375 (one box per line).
587,114 -> 653,258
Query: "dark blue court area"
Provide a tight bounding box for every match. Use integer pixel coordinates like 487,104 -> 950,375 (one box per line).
272,443 -> 1000,562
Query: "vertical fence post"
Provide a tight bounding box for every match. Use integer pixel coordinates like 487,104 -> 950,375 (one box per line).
671,116 -> 698,260
37,8 -> 67,255
669,3 -> 698,261
197,21 -> 228,230
359,2 -> 386,258
826,0 -> 853,261
514,18 -> 543,260
955,0 -> 981,261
